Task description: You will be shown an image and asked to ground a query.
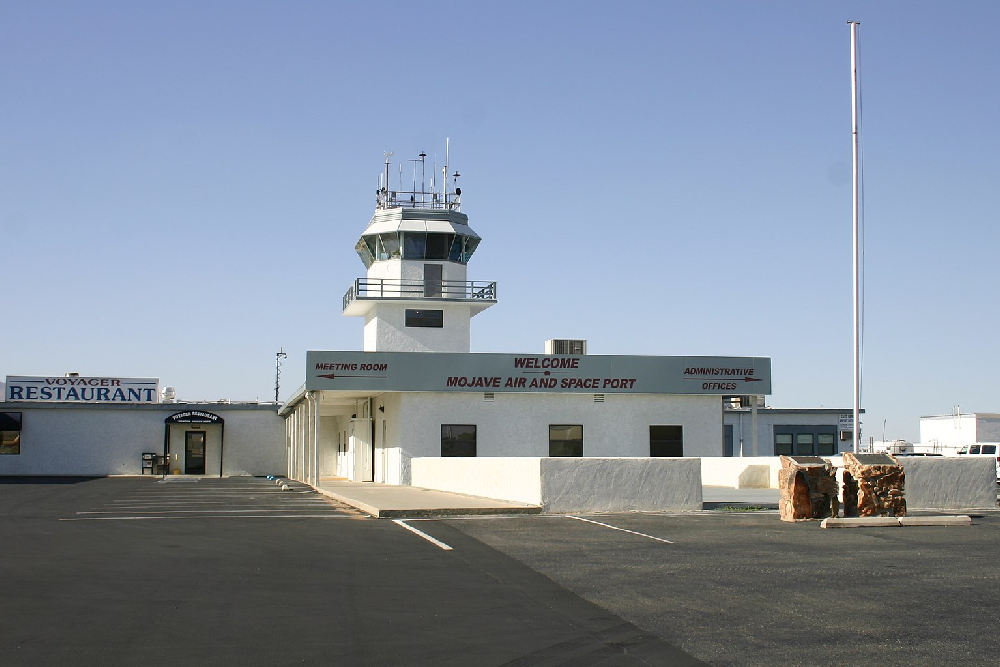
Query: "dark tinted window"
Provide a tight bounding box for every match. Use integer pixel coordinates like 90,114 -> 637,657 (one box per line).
405,309 -> 443,328
549,424 -> 583,457
425,233 -> 452,260
650,425 -> 683,457
441,424 -> 476,456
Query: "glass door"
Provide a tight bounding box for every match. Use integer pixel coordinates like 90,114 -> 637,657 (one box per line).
185,431 -> 206,474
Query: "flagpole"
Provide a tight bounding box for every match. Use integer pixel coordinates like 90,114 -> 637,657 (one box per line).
849,20 -> 862,454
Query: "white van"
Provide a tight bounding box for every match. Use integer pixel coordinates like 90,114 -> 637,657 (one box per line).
956,443 -> 1000,481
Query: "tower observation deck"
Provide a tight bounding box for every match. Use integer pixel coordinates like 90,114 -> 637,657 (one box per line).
342,146 -> 497,353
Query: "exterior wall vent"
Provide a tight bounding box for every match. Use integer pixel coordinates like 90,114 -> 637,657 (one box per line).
593,394 -> 605,403
545,339 -> 586,355
484,392 -> 495,402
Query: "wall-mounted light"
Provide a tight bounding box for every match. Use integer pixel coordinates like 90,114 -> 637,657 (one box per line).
378,405 -> 385,413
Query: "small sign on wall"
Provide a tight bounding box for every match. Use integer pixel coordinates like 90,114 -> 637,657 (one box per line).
838,414 -> 854,432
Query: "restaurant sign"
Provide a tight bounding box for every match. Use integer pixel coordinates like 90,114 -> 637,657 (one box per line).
5,376 -> 160,403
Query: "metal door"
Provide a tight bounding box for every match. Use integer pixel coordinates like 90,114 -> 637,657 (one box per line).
185,431 -> 206,474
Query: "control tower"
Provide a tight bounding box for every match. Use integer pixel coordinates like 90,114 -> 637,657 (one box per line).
342,147 -> 497,352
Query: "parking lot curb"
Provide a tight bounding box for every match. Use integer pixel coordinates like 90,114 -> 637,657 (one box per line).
821,515 -> 972,529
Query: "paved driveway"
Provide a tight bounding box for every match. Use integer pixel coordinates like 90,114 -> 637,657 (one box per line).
5,477 -> 998,666
1,477 -> 699,666
436,509 -> 1000,666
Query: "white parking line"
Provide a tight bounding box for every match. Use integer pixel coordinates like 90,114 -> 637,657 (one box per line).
60,514 -> 360,521
567,516 -> 674,544
392,520 -> 453,551
77,508 -> 338,514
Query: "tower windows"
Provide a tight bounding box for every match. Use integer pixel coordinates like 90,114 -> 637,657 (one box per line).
356,232 -> 481,266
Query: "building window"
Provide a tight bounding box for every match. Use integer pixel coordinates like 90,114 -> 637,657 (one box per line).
0,412 -> 22,455
405,309 -> 443,328
650,425 -> 683,457
774,426 -> 838,456
549,424 -> 583,457
441,424 -> 476,456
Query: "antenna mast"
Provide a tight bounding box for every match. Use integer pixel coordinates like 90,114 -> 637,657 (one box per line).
274,348 -> 288,403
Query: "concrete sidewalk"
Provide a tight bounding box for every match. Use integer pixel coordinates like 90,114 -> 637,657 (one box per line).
702,485 -> 780,509
314,478 -> 542,518
312,478 -> 782,518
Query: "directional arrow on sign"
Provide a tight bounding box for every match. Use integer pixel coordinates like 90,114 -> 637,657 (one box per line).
317,373 -> 387,380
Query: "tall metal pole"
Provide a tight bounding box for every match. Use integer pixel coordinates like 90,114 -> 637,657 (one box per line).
275,348 -> 287,403
849,21 -> 861,453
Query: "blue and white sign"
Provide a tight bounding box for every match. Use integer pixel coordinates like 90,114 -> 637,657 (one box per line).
5,376 -> 160,403
305,351 -> 771,395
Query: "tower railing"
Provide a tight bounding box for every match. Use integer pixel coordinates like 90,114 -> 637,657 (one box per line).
376,189 -> 461,211
343,278 -> 496,311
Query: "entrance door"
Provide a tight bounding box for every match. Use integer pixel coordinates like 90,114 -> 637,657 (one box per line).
185,431 -> 206,474
423,264 -> 442,297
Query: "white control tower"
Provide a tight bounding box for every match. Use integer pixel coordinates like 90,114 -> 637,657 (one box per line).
342,148 -> 497,352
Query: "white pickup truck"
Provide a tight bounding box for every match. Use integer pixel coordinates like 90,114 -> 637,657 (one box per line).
956,443 -> 1000,481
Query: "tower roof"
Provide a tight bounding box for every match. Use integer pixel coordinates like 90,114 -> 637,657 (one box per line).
363,207 -> 480,239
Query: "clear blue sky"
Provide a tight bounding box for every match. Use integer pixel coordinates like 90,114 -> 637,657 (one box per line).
3,1 -> 998,443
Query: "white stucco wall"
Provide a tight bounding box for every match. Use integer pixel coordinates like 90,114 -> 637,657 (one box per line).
363,303 -> 472,352
367,258 -> 468,284
393,391 -> 722,460
701,456 -> 782,488
410,457 -> 543,504
0,403 -> 284,476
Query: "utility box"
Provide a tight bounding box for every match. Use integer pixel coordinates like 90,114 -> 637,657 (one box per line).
842,452 -> 906,517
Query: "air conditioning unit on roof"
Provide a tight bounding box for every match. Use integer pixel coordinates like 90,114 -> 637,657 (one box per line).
545,339 -> 586,355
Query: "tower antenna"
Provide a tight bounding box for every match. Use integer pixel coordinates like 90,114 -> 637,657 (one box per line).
274,348 -> 288,402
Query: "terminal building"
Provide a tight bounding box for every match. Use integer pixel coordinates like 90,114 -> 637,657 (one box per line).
1,148 -> 857,483
279,151 -> 784,487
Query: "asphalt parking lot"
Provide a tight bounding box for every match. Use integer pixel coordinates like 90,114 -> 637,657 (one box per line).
437,510 -> 1000,666
3,477 -> 998,666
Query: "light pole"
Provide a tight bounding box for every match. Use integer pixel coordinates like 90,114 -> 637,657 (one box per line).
274,348 -> 287,402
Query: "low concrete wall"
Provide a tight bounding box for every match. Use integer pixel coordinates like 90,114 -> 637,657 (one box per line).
410,457 -> 543,505
410,457 -> 702,512
701,457 -> 782,488
897,456 -> 997,509
540,458 -> 702,512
